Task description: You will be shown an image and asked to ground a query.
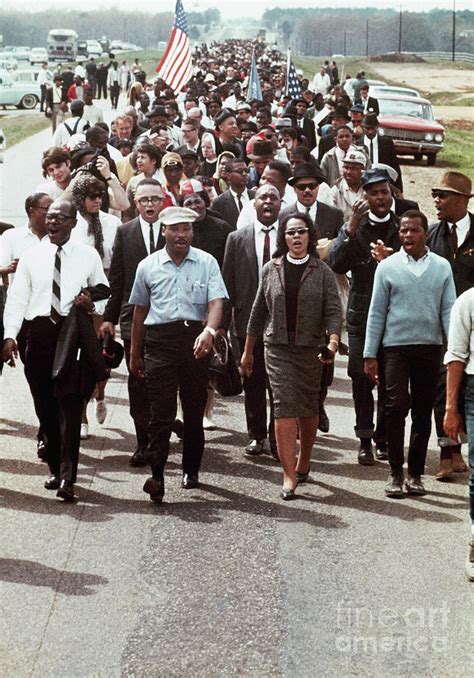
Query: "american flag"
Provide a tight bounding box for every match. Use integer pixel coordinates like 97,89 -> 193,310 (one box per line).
286,54 -> 302,99
156,0 -> 193,93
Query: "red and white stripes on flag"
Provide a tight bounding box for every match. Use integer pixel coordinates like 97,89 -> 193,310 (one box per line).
156,0 -> 193,94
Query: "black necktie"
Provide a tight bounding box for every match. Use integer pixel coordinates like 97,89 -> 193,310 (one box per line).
451,223 -> 458,257
149,223 -> 155,254
262,227 -> 272,266
237,194 -> 243,213
50,245 -> 62,324
370,139 -> 374,163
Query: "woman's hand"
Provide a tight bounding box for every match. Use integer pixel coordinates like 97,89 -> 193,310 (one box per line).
240,350 -> 254,377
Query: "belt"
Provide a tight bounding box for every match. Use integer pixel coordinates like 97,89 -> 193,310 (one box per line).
147,320 -> 204,331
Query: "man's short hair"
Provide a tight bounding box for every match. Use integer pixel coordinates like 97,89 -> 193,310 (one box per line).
224,157 -> 247,173
41,147 -> 71,177
135,143 -> 162,165
182,117 -> 200,131
401,209 -> 428,231
267,160 -> 291,183
25,192 -> 48,215
135,177 -> 162,192
86,125 -> 108,143
115,114 -> 133,126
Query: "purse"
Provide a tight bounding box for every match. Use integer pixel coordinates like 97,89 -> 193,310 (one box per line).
209,333 -> 243,397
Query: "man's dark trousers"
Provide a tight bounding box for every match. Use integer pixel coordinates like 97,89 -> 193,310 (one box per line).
123,337 -> 150,450
237,336 -> 275,444
24,317 -> 84,482
144,322 -> 211,480
384,345 -> 442,476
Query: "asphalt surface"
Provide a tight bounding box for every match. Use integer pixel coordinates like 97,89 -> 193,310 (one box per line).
1,96 -> 473,677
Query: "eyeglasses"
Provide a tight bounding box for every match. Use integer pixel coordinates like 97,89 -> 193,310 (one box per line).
294,183 -> 318,191
86,192 -> 104,200
431,190 -> 454,199
231,168 -> 249,175
137,196 -> 164,205
285,227 -> 309,236
46,213 -> 74,223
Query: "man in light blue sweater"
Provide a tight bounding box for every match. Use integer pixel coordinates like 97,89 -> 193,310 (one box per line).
363,210 -> 456,497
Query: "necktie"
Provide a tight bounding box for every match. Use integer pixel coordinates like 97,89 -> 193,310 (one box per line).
451,223 -> 458,257
370,139 -> 374,163
262,227 -> 272,266
237,194 -> 243,213
149,223 -> 155,254
50,245 -> 62,324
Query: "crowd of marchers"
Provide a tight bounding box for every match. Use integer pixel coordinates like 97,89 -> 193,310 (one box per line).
0,38 -> 473,581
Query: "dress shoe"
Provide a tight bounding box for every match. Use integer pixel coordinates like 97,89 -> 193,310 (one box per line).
296,470 -> 310,484
385,472 -> 404,498
452,450 -> 469,473
280,488 -> 297,501
129,448 -> 148,467
44,475 -> 60,490
37,440 -> 48,461
56,480 -> 75,502
269,441 -> 279,461
182,473 -> 199,489
143,477 -> 164,503
358,444 -> 375,466
318,405 -> 330,433
203,415 -> 217,430
95,398 -> 107,425
245,439 -> 265,456
375,445 -> 389,461
466,538 -> 474,582
435,458 -> 453,481
405,475 -> 426,496
172,418 -> 184,439
80,423 -> 89,440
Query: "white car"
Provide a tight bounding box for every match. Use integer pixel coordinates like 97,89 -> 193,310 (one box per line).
30,47 -> 48,65
0,70 -> 40,108
86,40 -> 102,57
0,53 -> 19,70
370,84 -> 421,99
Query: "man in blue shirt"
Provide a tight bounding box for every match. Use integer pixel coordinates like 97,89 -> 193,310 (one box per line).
129,206 -> 228,503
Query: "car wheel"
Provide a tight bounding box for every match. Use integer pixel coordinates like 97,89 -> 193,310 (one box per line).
426,153 -> 437,167
20,94 -> 38,109
413,153 -> 422,161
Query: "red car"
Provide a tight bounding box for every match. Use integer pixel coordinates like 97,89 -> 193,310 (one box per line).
376,94 -> 445,166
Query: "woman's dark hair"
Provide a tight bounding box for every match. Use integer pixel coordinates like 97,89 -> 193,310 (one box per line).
274,211 -> 318,258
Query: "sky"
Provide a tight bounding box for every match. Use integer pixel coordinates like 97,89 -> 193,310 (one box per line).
2,0 -> 473,18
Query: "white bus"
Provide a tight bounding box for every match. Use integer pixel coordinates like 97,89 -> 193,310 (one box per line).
47,29 -> 78,62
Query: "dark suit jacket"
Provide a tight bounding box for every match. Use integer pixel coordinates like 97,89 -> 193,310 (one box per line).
212,189 -> 252,230
279,201 -> 345,240
428,213 -> 474,296
355,97 -> 380,116
360,135 -> 403,192
317,131 -> 335,163
300,117 -> 316,150
394,196 -> 419,217
103,217 -> 160,339
222,225 -> 260,338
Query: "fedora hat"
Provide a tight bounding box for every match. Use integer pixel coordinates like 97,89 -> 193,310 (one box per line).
432,171 -> 473,197
246,137 -> 274,160
288,162 -> 327,186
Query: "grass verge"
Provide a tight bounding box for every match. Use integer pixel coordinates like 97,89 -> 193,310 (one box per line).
439,124 -> 474,174
1,113 -> 51,147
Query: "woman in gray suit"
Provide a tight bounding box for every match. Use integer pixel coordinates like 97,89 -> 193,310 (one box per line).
241,212 -> 341,500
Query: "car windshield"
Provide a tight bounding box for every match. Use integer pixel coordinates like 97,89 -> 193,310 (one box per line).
378,98 -> 434,120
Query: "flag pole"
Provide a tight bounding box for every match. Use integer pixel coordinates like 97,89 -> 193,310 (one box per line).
286,48 -> 291,96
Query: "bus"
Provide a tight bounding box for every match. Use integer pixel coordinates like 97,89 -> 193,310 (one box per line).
47,29 -> 78,62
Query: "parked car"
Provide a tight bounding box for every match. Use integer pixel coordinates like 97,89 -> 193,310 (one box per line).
376,94 -> 445,166
370,84 -> 421,98
0,53 -> 19,70
8,69 -> 40,84
30,47 -> 48,65
0,70 -> 40,109
86,40 -> 102,57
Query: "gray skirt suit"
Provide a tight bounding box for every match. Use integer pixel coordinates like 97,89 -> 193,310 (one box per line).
247,255 -> 342,418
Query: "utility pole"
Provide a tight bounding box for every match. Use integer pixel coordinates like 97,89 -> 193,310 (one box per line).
398,4 -> 403,54
366,19 -> 369,57
344,31 -> 347,57
452,0 -> 456,61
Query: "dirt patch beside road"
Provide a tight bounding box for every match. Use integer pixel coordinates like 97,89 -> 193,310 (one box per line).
370,62 -> 473,94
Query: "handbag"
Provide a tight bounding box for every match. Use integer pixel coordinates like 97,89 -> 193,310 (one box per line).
209,333 -> 242,397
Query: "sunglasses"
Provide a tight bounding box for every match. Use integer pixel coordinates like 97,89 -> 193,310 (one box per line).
294,183 -> 318,191
137,196 -> 163,205
431,190 -> 455,199
46,213 -> 74,223
86,192 -> 104,200
285,227 -> 309,236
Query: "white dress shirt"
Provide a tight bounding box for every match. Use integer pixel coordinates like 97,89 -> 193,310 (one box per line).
70,210 -> 121,272
3,238 -> 108,341
402,247 -> 431,277
364,135 -> 379,164
229,188 -> 250,213
83,104 -> 104,126
236,185 -> 296,230
0,226 -> 45,285
448,212 -> 471,248
254,220 -> 278,277
296,200 -> 318,222
139,215 -> 162,255
35,181 -> 65,200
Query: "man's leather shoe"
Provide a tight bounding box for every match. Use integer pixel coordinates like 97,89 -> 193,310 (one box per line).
405,475 -> 426,495
280,488 -> 297,500
56,480 -> 75,502
452,450 -> 469,473
245,439 -> 265,456
37,440 -> 48,461
269,441 -> 279,461
44,475 -> 60,490
358,445 -> 375,466
375,445 -> 389,461
129,448 -> 148,467
182,473 -> 199,489
143,477 -> 164,503
385,472 -> 404,498
435,458 -> 453,481
172,419 -> 184,439
318,405 -> 330,433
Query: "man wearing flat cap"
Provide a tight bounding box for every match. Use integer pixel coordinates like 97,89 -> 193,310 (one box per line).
129,206 -> 228,503
330,168 -> 400,466
428,171 -> 474,481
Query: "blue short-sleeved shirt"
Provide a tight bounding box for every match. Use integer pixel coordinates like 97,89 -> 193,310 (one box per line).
129,246 -> 228,325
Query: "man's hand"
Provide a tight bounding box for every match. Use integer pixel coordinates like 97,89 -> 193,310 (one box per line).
129,353 -> 145,379
240,350 -> 254,377
193,329 -> 213,359
2,338 -> 18,367
73,288 -> 94,312
99,321 -> 115,339
346,199 -> 369,237
444,408 -> 465,443
95,155 -> 111,179
1,258 -> 19,276
370,239 -> 394,262
364,358 -> 379,386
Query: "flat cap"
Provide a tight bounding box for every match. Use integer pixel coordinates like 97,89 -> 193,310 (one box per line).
160,206 -> 199,225
361,167 -> 391,188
